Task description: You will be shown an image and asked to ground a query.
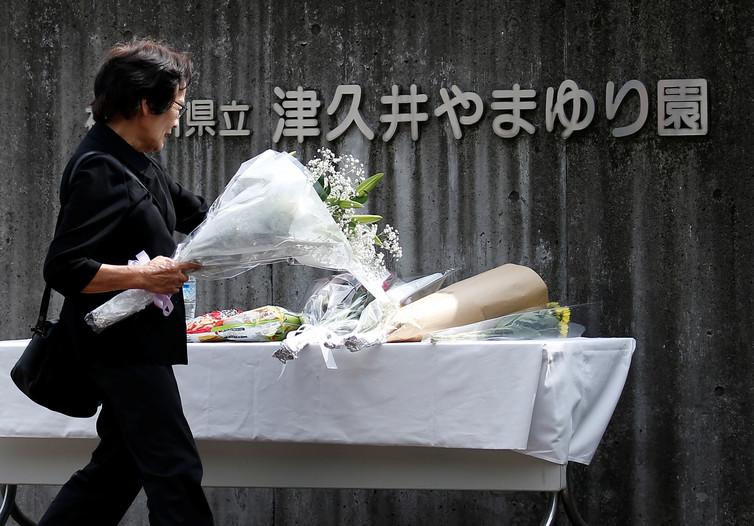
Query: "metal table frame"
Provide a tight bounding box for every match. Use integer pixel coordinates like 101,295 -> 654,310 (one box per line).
0,437 -> 588,525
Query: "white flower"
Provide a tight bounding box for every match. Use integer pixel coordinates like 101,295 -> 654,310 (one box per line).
306,148 -> 366,202
380,224 -> 403,259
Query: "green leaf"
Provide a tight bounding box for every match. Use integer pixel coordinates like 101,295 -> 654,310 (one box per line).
355,173 -> 384,196
337,199 -> 364,209
373,235 -> 383,247
312,180 -> 328,201
351,214 -> 383,224
288,151 -> 298,156
352,194 -> 369,205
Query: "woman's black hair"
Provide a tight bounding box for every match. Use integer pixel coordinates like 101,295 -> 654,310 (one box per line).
91,39 -> 193,122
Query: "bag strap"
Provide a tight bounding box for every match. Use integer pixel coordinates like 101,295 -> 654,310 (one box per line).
34,151 -> 102,332
33,285 -> 53,333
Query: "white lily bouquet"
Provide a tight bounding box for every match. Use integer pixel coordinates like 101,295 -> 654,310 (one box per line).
85,149 -> 401,333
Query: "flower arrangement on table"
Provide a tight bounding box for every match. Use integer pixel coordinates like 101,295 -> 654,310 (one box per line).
84,146 -> 580,355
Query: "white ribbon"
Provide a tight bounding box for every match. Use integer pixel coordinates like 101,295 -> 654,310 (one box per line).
280,324 -> 344,369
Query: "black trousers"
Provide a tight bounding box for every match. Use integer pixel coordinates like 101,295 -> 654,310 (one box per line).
38,365 -> 214,526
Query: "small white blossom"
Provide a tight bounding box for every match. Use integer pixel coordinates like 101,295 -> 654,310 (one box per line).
306,148 -> 366,202
380,224 -> 402,259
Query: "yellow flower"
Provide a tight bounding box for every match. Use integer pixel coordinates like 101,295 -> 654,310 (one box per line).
553,306 -> 571,337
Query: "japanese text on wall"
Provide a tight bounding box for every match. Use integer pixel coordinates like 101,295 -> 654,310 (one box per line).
85,78 -> 709,141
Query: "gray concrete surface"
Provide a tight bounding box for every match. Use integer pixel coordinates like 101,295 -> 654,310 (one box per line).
1,0 -> 752,524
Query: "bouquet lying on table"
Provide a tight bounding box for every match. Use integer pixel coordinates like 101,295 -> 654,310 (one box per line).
429,302 -> 587,342
273,270 -> 452,366
274,262 -> 584,367
85,149 -> 401,333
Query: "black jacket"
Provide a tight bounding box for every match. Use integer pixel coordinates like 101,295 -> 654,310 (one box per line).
44,123 -> 208,365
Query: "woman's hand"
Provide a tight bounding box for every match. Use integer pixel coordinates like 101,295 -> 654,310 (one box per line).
139,256 -> 201,295
81,258 -> 201,295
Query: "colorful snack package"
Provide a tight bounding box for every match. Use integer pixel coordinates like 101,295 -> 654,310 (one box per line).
186,309 -> 241,342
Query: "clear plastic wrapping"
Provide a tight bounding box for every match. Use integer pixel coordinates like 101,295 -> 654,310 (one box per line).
84,289 -> 154,332
429,303 -> 587,342
175,150 -> 353,279
274,271 -> 452,365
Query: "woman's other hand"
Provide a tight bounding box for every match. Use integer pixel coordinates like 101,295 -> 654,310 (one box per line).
139,256 -> 201,294
81,258 -> 201,295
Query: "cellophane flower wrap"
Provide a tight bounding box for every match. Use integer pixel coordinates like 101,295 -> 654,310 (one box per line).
429,303 -> 587,342
272,273 -> 372,366
85,150 -> 389,333
276,271 -> 452,367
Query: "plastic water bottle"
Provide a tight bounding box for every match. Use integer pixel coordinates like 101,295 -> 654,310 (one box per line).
183,277 -> 196,322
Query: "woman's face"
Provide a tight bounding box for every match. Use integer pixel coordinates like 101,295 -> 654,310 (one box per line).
139,87 -> 186,152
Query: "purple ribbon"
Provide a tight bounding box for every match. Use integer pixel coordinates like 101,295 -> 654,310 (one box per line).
129,251 -> 174,317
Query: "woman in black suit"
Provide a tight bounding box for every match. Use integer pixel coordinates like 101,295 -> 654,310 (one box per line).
39,40 -> 214,525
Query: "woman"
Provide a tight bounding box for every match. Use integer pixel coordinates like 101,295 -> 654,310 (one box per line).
40,39 -> 214,525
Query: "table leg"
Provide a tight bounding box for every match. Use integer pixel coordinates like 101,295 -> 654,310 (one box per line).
0,486 -> 36,526
1,485 -> 15,525
560,465 -> 589,526
540,491 -> 559,526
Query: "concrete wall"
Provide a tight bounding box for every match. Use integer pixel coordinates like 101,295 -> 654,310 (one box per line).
1,0 -> 752,524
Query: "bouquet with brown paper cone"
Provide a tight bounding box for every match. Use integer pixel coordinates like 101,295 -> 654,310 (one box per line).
386,263 -> 549,342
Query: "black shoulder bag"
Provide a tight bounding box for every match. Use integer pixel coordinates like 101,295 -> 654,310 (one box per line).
10,152 -> 102,418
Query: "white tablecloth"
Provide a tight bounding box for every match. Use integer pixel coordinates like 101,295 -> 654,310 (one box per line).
0,338 -> 634,465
